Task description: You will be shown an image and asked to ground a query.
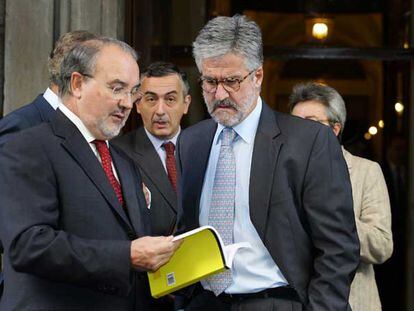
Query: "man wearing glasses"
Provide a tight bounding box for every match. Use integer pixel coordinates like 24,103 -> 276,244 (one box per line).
176,15 -> 359,311
0,37 -> 180,310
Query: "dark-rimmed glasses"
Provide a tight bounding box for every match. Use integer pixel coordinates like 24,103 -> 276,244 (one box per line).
198,70 -> 256,93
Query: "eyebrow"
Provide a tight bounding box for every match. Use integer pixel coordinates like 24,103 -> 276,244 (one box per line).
143,90 -> 178,96
108,79 -> 140,88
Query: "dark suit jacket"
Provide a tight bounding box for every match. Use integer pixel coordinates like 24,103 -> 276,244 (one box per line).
0,94 -> 55,147
0,94 -> 55,297
0,110 -> 153,310
113,127 -> 177,236
177,103 -> 360,311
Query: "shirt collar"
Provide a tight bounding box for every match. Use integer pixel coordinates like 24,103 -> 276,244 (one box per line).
214,97 -> 262,145
145,127 -> 181,151
58,104 -> 99,144
43,87 -> 62,110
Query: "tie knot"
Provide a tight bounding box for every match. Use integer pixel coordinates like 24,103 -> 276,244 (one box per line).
220,128 -> 236,146
163,141 -> 175,155
93,139 -> 109,153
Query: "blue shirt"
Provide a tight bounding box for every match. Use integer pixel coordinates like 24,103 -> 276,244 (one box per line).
144,128 -> 180,172
199,97 -> 288,294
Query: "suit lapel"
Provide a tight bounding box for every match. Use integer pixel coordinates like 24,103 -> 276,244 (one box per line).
111,147 -> 145,236
52,111 -> 133,230
188,121 -> 217,223
249,103 -> 283,240
133,129 -> 176,211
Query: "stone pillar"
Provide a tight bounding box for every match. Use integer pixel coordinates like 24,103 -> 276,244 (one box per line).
3,0 -> 125,115
3,0 -> 53,115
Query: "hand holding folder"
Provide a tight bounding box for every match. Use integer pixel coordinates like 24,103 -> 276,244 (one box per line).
147,226 -> 250,298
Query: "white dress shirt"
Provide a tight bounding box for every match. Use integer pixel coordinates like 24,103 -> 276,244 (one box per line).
199,97 -> 288,294
144,128 -> 180,171
43,87 -> 61,110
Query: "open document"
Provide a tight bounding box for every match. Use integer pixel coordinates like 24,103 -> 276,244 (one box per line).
147,225 -> 250,298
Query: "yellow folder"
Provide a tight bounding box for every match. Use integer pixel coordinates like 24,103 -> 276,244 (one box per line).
147,226 -> 228,298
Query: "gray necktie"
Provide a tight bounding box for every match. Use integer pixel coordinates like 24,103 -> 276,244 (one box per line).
207,127 -> 237,295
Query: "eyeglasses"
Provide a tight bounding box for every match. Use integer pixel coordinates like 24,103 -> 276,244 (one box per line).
82,73 -> 141,103
198,70 -> 256,93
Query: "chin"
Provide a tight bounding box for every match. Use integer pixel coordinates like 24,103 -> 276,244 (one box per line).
212,111 -> 241,127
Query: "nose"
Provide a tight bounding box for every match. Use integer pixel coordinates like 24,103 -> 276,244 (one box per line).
120,93 -> 134,110
214,83 -> 230,101
155,101 -> 167,115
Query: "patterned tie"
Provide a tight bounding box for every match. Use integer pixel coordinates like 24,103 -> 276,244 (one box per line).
207,127 -> 237,295
93,140 -> 124,207
162,142 -> 177,192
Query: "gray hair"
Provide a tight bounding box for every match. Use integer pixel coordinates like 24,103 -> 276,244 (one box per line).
192,14 -> 263,72
48,30 -> 98,86
288,82 -> 347,135
58,37 -> 138,97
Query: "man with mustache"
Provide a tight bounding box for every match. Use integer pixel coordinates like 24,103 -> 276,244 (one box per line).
113,61 -> 191,310
114,61 -> 190,236
0,37 -> 179,310
176,15 -> 359,311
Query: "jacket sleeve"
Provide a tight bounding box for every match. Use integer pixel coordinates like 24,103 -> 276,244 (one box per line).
303,126 -> 360,311
355,161 -> 393,264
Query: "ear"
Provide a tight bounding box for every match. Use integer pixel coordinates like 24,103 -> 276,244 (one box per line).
183,94 -> 191,115
332,123 -> 342,137
70,72 -> 84,99
254,66 -> 264,87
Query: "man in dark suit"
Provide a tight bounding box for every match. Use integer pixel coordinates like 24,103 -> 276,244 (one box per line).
113,61 -> 191,237
177,15 -> 360,311
0,30 -> 97,298
0,37 -> 179,310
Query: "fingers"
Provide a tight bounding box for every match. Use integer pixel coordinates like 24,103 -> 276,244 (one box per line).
130,235 -> 179,272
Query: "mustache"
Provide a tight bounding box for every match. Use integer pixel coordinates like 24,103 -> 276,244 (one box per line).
152,116 -> 169,123
211,99 -> 238,111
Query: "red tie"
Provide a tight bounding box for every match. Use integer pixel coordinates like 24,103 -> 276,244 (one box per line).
93,140 -> 124,206
162,142 -> 177,192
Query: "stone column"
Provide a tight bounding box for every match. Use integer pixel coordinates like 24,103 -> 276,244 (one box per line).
3,0 -> 125,115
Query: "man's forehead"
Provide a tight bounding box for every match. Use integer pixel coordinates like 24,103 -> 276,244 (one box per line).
93,45 -> 139,83
141,74 -> 182,93
201,58 -> 248,77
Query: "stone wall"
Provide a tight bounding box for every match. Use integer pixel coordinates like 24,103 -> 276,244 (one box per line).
2,0 -> 125,115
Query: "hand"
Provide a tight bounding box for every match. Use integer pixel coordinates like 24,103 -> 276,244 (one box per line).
130,236 -> 181,272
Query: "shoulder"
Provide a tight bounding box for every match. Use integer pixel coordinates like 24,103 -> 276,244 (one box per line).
180,118 -> 216,140
111,127 -> 148,154
272,110 -> 330,150
5,97 -> 45,124
275,110 -> 323,136
344,149 -> 382,175
0,122 -> 53,163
